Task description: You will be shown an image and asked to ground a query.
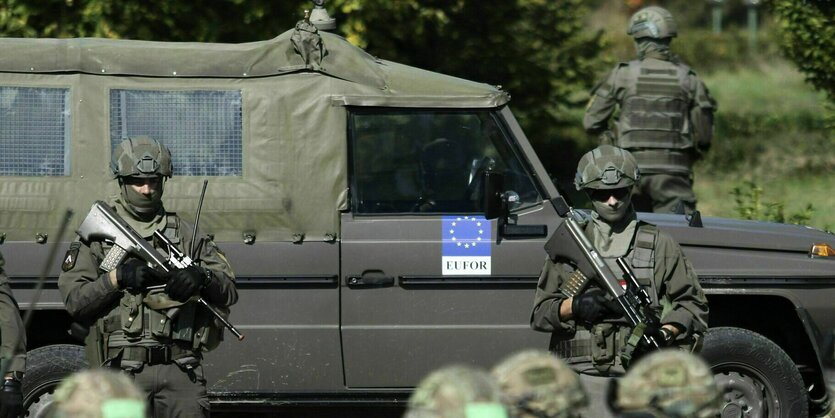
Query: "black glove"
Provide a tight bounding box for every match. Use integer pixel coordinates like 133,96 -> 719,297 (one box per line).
571,288 -> 620,325
642,323 -> 676,347
0,378 -> 23,418
165,265 -> 209,302
117,258 -> 164,291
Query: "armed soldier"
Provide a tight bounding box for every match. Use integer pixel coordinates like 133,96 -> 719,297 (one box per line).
583,6 -> 716,214
58,136 -> 238,418
530,145 -> 708,417
0,253 -> 25,418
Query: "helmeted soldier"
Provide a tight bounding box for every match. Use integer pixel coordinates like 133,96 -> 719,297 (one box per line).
530,145 -> 708,417
491,350 -> 587,418
583,6 -> 717,214
0,252 -> 25,418
58,135 -> 238,418
404,365 -> 509,418
46,369 -> 146,418
607,350 -> 722,418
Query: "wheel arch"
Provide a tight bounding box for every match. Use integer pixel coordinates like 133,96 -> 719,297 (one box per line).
705,293 -> 828,412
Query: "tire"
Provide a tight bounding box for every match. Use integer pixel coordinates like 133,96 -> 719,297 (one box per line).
701,327 -> 808,418
22,344 -> 88,418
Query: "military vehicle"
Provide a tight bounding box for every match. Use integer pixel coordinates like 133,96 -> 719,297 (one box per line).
1,3 -> 833,417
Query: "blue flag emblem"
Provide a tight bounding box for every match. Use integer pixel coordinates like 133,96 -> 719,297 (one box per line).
441,216 -> 491,275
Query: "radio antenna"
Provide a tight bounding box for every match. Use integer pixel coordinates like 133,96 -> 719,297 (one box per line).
191,179 -> 209,259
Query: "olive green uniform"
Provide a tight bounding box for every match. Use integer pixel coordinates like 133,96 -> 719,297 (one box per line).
0,253 -> 26,377
583,58 -> 716,214
531,214 -> 707,417
59,198 -> 237,418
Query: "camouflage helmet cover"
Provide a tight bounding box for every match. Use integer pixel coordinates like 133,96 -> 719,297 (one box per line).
110,135 -> 173,179
491,350 -> 587,418
627,6 -> 678,39
574,145 -> 640,191
615,350 -> 721,418
406,365 -> 508,418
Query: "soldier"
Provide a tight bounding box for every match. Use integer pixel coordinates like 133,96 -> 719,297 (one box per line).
606,350 -> 722,418
491,350 -> 587,418
0,253 -> 25,418
530,145 -> 709,417
58,136 -> 238,418
404,365 -> 509,418
583,6 -> 717,214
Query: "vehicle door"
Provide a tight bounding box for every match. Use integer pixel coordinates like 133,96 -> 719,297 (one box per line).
340,108 -> 556,388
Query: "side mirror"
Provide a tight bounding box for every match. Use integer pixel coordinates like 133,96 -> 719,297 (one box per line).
483,171 -> 505,220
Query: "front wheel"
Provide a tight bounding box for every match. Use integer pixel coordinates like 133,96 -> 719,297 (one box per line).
701,327 -> 808,418
22,344 -> 88,417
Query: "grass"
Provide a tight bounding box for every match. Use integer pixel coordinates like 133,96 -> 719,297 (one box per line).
693,63 -> 834,231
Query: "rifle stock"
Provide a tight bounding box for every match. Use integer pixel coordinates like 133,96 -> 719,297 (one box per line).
77,201 -> 244,341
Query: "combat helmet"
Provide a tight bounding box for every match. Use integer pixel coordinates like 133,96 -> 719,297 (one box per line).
110,136 -> 173,179
491,350 -> 587,418
610,350 -> 721,418
574,145 -> 640,191
405,365 -> 509,418
627,6 -> 678,40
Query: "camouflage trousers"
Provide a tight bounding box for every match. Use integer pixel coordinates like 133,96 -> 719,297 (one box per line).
632,172 -> 696,214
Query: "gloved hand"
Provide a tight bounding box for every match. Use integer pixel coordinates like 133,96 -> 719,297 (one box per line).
643,323 -> 676,347
0,378 -> 23,418
165,265 -> 209,302
117,258 -> 164,291
571,288 -> 620,325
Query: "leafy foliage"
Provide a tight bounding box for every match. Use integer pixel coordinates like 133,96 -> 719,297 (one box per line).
732,181 -> 814,225
770,0 -> 835,102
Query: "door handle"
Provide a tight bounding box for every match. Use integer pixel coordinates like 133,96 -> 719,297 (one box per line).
346,270 -> 395,287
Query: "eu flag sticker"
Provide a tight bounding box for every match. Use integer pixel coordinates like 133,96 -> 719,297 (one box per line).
442,215 -> 491,275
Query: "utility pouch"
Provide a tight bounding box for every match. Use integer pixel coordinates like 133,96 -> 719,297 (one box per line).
170,302 -> 196,343
591,323 -> 617,373
194,305 -> 229,352
120,294 -> 143,337
149,308 -> 172,339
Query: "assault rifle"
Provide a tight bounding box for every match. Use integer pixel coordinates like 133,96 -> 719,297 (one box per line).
545,197 -> 662,357
76,201 -> 244,341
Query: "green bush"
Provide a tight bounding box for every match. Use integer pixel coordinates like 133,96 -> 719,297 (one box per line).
732,181 -> 814,225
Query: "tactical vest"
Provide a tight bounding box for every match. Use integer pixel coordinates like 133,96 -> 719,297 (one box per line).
88,212 -> 225,369
553,223 -> 666,375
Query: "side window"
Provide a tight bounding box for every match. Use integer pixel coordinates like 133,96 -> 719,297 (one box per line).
110,89 -> 243,176
350,110 -> 540,214
0,87 -> 70,176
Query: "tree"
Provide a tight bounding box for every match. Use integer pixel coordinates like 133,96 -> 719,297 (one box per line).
770,0 -> 835,102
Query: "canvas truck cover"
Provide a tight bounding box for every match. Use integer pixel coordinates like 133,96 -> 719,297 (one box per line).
0,27 -> 510,243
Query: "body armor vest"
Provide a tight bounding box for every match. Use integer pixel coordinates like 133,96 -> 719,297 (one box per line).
554,223 -> 662,375
90,212 -> 223,368
617,59 -> 693,151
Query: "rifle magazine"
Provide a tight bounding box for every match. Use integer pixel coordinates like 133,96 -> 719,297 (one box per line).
100,245 -> 127,272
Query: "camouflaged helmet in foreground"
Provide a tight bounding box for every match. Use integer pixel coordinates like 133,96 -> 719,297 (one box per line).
405,365 -> 509,418
614,350 -> 721,418
574,145 -> 640,191
491,350 -> 587,418
628,6 -> 678,40
110,136 -> 173,179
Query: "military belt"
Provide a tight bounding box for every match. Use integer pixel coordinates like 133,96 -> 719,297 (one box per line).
115,345 -> 193,366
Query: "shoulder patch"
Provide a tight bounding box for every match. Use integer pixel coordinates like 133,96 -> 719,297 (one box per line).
62,242 -> 81,272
